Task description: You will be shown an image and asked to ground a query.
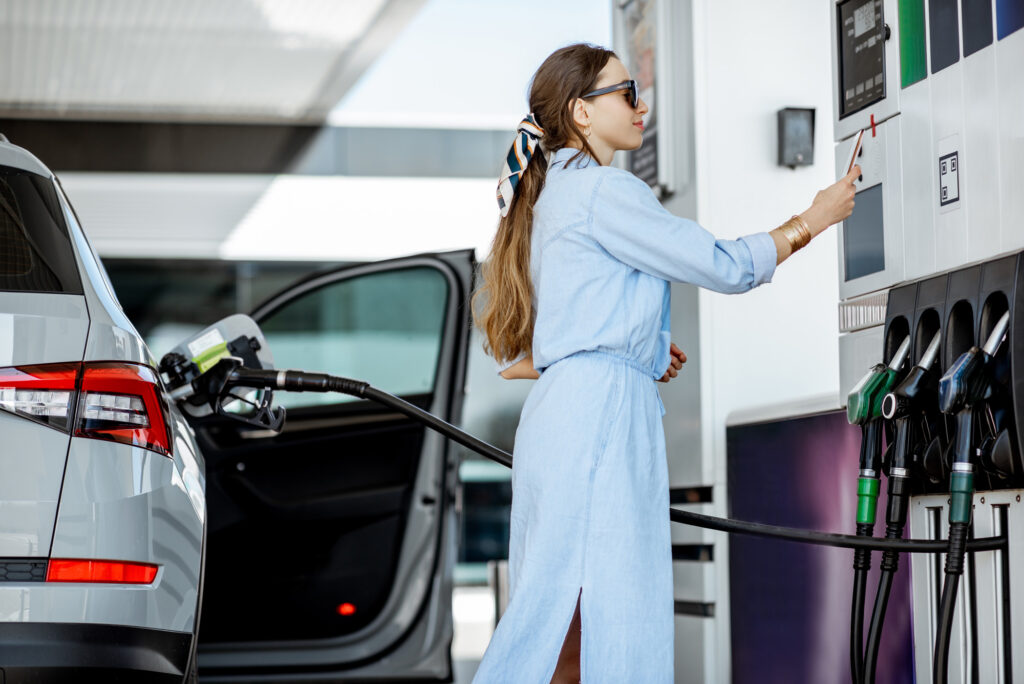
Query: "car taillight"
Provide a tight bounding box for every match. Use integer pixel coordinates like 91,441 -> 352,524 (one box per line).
0,363 -> 78,431
0,361 -> 171,456
76,363 -> 172,457
47,559 -> 159,584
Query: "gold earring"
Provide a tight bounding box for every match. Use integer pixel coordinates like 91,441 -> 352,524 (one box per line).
584,125 -> 592,138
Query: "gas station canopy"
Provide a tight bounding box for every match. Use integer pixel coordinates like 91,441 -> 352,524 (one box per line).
0,0 -> 425,122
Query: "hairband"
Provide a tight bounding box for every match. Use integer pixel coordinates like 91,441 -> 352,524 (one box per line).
496,114 -> 545,217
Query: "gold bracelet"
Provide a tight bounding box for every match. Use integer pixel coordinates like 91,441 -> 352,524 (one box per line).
776,217 -> 811,253
790,214 -> 812,244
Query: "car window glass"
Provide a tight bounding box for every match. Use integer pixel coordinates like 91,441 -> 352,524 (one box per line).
0,167 -> 83,294
259,266 -> 449,408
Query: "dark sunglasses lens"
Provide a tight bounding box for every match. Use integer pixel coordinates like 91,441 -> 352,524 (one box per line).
630,82 -> 638,108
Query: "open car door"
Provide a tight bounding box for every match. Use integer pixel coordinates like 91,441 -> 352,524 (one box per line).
195,250 -> 474,681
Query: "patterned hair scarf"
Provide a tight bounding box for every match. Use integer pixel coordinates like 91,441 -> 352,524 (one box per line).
496,114 -> 545,217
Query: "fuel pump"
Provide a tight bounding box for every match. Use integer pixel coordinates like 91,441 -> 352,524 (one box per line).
859,331 -> 942,683
846,335 -> 911,683
932,311 -> 1011,684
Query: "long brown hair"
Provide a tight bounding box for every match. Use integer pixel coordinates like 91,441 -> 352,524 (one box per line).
473,43 -> 615,364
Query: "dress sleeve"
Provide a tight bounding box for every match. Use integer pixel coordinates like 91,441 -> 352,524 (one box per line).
588,169 -> 778,293
493,350 -> 527,375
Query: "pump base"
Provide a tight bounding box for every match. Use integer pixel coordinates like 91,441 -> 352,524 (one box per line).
908,489 -> 1021,683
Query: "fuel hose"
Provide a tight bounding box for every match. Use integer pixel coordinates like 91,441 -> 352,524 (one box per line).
846,335 -> 911,684
862,331 -> 942,684
220,364 -> 1006,556
932,312 -> 1010,684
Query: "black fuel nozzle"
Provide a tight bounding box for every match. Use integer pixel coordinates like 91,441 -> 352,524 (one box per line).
881,331 -> 941,422
878,331 -> 941,514
937,311 -> 1008,524
195,357 -> 286,432
938,311 -> 1010,416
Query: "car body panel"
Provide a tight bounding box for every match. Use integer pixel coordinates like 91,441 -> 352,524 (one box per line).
42,438 -> 203,631
0,138 -> 206,663
0,143 -> 50,177
197,251 -> 473,680
0,293 -> 89,367
0,412 -> 74,557
56,181 -> 152,366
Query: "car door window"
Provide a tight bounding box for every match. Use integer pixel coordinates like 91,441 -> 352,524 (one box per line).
258,266 -> 449,408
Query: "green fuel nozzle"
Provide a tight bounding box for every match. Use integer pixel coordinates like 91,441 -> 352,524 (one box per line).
848,335 -> 912,426
848,335 -> 911,524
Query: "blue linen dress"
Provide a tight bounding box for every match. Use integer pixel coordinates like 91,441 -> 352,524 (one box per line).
472,147 -> 778,683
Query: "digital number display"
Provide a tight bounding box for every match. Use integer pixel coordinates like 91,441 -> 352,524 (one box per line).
838,0 -> 886,118
854,3 -> 876,36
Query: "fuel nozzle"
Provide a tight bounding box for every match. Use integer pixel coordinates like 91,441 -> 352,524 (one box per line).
936,311 -> 1010,520
848,336 -> 912,426
881,331 -> 941,421
938,311 -> 1010,414
847,333 -> 911,516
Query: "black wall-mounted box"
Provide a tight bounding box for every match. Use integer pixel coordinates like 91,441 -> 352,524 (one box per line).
777,107 -> 815,168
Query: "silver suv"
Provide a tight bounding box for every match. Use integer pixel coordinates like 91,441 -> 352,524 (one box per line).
0,136 -> 205,681
0,133 -> 473,681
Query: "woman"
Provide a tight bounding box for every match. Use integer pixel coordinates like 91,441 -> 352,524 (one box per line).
472,43 -> 858,683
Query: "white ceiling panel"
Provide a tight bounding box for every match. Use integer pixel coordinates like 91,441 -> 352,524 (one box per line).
0,0 -> 423,122
57,172 -> 497,261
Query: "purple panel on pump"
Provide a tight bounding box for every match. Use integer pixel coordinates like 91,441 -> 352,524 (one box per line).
727,410 -> 914,683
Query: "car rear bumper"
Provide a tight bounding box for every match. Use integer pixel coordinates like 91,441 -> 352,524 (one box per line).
0,622 -> 191,683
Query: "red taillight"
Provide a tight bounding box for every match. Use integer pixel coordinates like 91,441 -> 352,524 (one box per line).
336,603 -> 357,616
76,363 -> 172,457
0,363 -> 78,431
0,361 -> 172,456
47,559 -> 158,584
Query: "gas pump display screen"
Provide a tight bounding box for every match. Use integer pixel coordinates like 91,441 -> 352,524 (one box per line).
844,183 -> 884,281
838,0 -> 886,118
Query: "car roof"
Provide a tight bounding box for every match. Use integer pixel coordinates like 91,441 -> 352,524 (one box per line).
0,135 -> 53,177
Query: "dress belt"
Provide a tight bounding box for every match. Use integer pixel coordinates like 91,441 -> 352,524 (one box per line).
563,349 -> 659,379
553,350 -> 668,417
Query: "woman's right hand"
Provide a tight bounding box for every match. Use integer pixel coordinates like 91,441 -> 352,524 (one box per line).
802,165 -> 860,236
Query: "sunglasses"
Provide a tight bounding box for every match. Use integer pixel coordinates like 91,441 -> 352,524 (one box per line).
581,79 -> 639,109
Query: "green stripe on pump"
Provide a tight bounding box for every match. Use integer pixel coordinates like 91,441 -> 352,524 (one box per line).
900,0 -> 928,87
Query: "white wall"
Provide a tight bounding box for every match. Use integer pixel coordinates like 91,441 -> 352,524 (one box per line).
689,0 -> 841,680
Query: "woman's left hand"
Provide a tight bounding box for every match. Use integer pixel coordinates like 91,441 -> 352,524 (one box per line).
657,343 -> 687,383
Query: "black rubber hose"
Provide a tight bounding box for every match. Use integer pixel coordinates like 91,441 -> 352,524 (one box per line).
221,368 -> 1007,554
863,565 -> 896,684
851,566 -> 867,684
851,521 -> 873,684
667,509 -> 1002,553
933,576 -> 957,684
360,385 -> 513,468
933,522 -> 969,684
864,475 -> 912,684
